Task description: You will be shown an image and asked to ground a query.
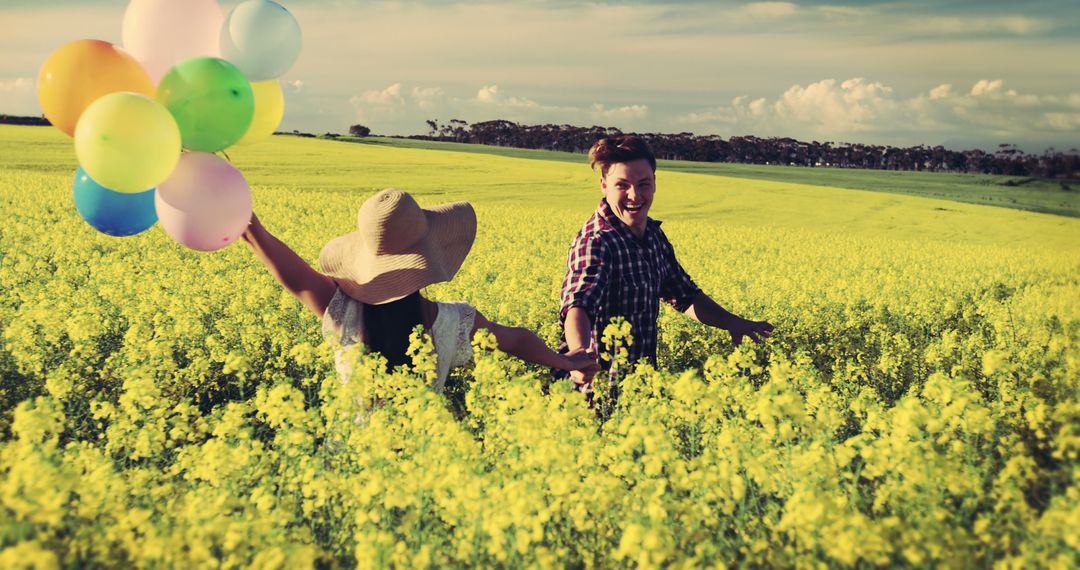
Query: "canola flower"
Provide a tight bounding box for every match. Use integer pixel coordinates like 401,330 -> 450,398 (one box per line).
1,126 -> 1079,568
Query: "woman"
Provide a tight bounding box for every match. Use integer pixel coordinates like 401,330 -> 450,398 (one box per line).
242,188 -> 597,390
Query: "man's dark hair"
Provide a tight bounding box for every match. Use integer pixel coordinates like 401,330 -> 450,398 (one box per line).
363,291 -> 423,371
588,135 -> 657,177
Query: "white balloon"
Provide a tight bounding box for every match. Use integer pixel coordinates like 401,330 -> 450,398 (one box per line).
221,0 -> 302,81
122,0 -> 225,84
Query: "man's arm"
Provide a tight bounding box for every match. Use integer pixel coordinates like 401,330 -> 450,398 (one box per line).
563,307 -> 597,387
684,292 -> 774,346
560,231 -> 608,388
655,228 -> 774,346
564,307 -> 593,354
241,213 -> 337,318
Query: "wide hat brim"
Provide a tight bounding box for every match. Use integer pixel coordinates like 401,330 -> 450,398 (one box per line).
319,198 -> 476,304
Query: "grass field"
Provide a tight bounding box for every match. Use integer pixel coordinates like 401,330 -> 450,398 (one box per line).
331,133 -> 1080,218
1,125 -> 1078,568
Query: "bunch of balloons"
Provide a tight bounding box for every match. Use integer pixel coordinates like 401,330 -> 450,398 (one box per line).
37,0 -> 300,251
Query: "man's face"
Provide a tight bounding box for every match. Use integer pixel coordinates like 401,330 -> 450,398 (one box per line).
601,158 -> 655,238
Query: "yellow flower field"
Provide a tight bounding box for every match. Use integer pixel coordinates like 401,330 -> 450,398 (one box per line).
1,125 -> 1078,568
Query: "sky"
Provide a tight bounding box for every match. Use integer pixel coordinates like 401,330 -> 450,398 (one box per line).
2,0 -> 1078,152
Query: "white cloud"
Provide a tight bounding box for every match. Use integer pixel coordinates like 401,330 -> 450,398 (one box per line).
474,85 -> 539,109
1043,112 -> 1080,131
476,85 -> 499,104
767,78 -> 896,132
0,77 -> 33,93
748,98 -> 768,117
816,5 -> 866,18
742,2 -> 798,19
678,108 -> 735,125
0,76 -> 37,115
356,83 -> 405,106
677,78 -> 1080,149
411,86 -> 444,110
970,79 -> 1005,96
929,84 -> 953,99
508,97 -> 540,109
349,83 -> 411,124
923,16 -> 1044,35
590,104 -> 649,122
343,80 -> 654,134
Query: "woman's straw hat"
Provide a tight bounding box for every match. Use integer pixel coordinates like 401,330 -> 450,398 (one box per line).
319,189 -> 476,304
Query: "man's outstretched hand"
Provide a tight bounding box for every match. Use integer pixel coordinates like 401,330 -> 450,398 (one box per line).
685,293 -> 774,346
730,318 -> 774,346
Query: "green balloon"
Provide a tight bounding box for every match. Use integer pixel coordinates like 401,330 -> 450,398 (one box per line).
157,57 -> 255,152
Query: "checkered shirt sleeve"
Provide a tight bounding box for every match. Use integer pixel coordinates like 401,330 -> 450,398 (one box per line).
560,230 -> 609,323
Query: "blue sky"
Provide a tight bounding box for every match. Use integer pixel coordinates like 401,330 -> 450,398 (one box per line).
2,0 -> 1078,151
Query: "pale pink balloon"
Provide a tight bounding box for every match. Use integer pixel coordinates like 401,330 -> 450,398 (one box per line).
155,152 -> 252,252
122,0 -> 225,84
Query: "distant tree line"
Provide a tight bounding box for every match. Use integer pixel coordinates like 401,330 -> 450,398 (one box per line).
0,115 -> 50,126
8,111 -> 1075,178
410,119 -> 1080,179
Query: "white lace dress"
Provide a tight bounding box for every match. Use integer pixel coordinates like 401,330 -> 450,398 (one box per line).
321,288 -> 476,391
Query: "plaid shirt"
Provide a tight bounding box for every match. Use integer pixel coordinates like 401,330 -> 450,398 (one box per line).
559,199 -> 701,365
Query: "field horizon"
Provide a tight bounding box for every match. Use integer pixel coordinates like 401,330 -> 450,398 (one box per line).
3,125 -> 1078,251
329,133 -> 1080,218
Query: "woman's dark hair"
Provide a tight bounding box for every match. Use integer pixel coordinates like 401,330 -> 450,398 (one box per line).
588,135 -> 657,177
363,291 -> 423,371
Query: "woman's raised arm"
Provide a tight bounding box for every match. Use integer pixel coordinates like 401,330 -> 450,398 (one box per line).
241,212 -> 337,318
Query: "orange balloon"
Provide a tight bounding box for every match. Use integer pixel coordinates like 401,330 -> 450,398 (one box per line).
37,39 -> 154,137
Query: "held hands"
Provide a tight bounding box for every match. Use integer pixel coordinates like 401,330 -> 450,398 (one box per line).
565,348 -> 599,394
729,317 -> 775,346
565,350 -> 599,374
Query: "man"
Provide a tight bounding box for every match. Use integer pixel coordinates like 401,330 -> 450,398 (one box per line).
560,135 -> 774,395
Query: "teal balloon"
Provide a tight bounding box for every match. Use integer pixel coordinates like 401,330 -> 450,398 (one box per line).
221,0 -> 302,81
72,167 -> 157,236
157,57 -> 254,151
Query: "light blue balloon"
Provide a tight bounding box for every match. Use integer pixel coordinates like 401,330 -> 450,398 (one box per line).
220,0 -> 302,81
72,167 -> 157,237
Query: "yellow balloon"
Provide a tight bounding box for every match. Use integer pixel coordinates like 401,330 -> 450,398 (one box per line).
37,39 -> 154,137
235,80 -> 284,146
74,92 -> 181,194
